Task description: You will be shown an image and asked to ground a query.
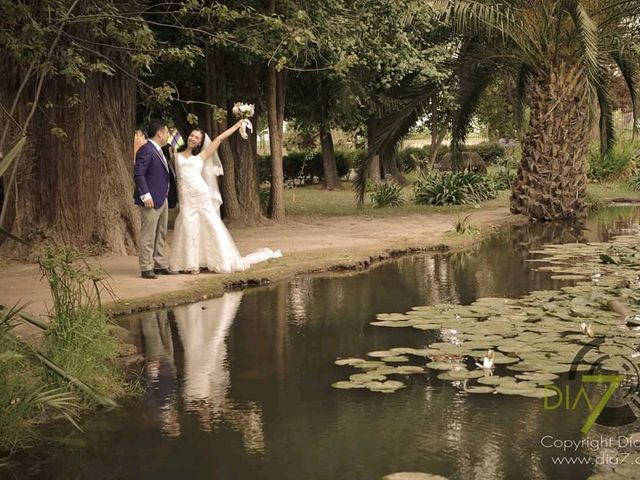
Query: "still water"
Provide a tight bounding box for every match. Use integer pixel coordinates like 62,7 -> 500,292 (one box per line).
12,207 -> 640,480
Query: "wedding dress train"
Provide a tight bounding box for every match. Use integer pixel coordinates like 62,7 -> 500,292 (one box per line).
169,152 -> 281,273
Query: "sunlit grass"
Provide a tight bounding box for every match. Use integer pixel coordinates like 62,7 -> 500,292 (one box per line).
283,181 -> 510,217
282,178 -> 640,219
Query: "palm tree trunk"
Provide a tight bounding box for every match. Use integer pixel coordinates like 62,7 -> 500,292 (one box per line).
510,64 -> 590,220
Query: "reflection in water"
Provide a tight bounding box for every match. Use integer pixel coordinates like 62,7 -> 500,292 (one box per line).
15,207 -> 640,480
137,292 -> 265,454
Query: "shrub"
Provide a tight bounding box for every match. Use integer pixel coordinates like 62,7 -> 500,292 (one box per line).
431,142 -> 506,167
455,214 -> 479,234
630,176 -> 640,191
397,147 -> 429,172
259,149 -> 359,184
588,139 -> 640,181
369,180 -> 406,208
466,142 -> 506,164
491,166 -> 517,190
414,168 -> 497,206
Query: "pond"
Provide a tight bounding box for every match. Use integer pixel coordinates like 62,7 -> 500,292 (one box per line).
12,207 -> 640,480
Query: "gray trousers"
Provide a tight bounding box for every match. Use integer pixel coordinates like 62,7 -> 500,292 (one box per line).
138,199 -> 169,272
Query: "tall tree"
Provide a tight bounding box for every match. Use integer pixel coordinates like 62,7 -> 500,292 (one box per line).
439,0 -> 640,220
0,0 -> 160,254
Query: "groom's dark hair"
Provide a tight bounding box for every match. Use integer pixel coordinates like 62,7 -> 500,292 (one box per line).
146,119 -> 167,139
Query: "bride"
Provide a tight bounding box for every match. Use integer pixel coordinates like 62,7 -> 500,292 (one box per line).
169,121 -> 281,274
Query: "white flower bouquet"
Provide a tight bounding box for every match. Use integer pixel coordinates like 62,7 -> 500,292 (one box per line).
232,102 -> 255,140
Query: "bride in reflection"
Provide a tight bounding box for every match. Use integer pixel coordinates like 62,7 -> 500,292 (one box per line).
172,292 -> 265,452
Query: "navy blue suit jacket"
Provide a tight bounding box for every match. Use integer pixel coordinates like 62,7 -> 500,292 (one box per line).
133,142 -> 177,209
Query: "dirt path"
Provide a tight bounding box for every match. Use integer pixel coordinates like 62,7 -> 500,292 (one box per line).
1,208 -> 518,338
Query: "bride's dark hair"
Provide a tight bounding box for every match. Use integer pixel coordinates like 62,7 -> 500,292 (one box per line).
178,128 -> 206,156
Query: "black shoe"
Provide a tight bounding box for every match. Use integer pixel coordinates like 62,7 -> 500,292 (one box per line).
141,270 -> 157,279
154,268 -> 175,275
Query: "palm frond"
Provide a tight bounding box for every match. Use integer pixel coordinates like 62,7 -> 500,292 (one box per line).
451,43 -> 500,169
432,0 -> 514,39
514,64 -> 531,135
29,387 -> 82,431
611,50 -> 639,138
354,84 -> 438,204
566,0 -> 601,90
596,81 -> 615,156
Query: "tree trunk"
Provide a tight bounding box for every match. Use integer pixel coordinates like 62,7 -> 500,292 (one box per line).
267,64 -> 286,221
319,125 -> 340,190
227,61 -> 264,225
510,64 -> 590,220
381,147 -> 407,184
428,97 -> 449,165
2,73 -> 138,254
366,117 -> 382,183
208,52 -> 242,222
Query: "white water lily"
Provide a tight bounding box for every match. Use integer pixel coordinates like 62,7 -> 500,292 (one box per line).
580,322 -> 594,338
475,349 -> 494,369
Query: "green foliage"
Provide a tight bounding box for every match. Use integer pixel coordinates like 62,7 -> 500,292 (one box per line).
413,168 -> 497,206
490,154 -> 518,190
369,180 -> 406,208
38,246 -> 130,403
434,0 -> 640,169
454,214 -> 478,234
0,305 -> 81,456
588,139 -> 640,181
396,147 -> 430,172
474,76 -> 517,140
466,142 -> 506,164
259,149 -> 361,184
629,176 -> 640,191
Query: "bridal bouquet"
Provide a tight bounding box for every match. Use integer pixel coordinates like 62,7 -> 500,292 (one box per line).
233,102 -> 254,140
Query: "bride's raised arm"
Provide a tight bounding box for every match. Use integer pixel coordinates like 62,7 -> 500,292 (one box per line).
199,120 -> 244,161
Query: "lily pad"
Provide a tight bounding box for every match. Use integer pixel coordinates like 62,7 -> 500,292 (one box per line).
495,385 -> 538,396
331,381 -> 365,389
395,366 -> 425,374
464,386 -> 495,394
352,361 -> 386,370
334,358 -> 365,366
366,380 -> 405,393
446,368 -> 484,380
477,376 -> 517,386
382,355 -> 410,363
350,373 -> 387,383
518,388 -> 559,398
427,361 -> 467,371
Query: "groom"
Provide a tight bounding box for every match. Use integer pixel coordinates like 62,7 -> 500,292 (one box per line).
133,119 -> 177,279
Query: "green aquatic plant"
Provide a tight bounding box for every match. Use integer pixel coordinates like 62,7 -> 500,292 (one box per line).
332,233 -> 640,399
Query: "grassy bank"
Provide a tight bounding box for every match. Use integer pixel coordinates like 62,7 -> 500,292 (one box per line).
1,247 -> 136,460
283,178 -> 640,218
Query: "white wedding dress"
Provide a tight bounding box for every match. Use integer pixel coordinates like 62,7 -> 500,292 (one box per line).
169,151 -> 281,273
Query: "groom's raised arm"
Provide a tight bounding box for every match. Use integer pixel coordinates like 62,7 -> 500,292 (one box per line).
134,146 -> 152,201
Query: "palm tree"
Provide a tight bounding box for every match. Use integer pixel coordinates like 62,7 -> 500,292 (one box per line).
358,1 -> 640,220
